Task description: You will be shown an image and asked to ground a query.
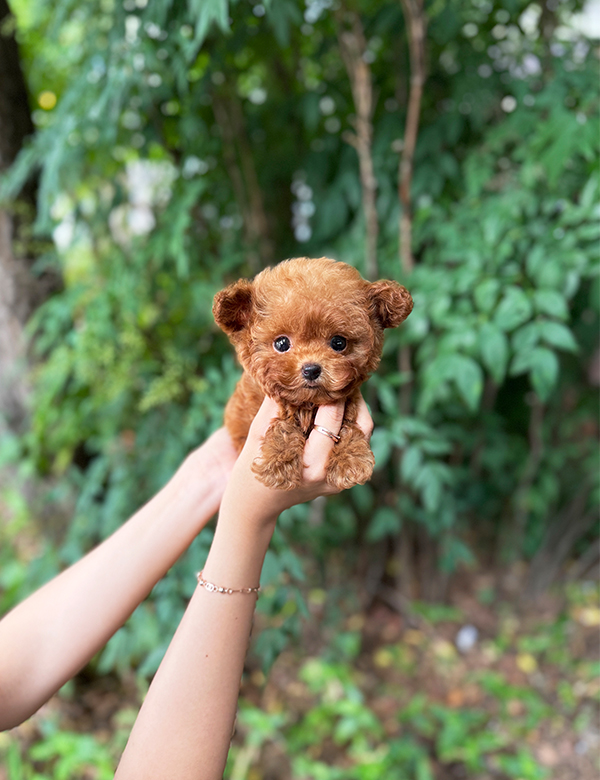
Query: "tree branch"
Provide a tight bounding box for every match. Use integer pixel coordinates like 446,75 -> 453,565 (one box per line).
338,10 -> 379,280
398,0 -> 426,275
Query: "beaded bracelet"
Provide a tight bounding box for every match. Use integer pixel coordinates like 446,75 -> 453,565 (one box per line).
196,570 -> 261,596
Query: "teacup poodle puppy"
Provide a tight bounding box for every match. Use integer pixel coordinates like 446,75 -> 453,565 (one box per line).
213,256 -> 413,490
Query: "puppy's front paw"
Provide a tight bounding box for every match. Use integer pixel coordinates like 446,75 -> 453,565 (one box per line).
251,420 -> 305,490
326,428 -> 375,490
252,456 -> 302,490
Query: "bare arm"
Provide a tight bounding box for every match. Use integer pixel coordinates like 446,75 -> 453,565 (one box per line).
115,396 -> 373,780
0,429 -> 238,730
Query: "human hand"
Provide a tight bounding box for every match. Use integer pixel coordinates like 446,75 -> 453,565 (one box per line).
173,425 -> 239,526
218,395 -> 373,528
199,426 -> 239,488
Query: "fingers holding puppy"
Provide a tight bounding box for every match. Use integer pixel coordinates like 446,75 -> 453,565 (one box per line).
235,393 -> 375,522
354,393 -> 374,442
303,402 -> 345,487
304,393 -> 374,490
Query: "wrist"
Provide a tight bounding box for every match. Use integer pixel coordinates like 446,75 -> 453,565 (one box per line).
216,502 -> 277,542
201,509 -> 275,591
218,487 -> 280,534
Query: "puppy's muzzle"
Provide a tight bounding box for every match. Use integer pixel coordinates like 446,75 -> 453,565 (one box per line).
301,363 -> 322,382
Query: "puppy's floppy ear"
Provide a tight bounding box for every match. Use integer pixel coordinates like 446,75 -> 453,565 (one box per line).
213,279 -> 254,335
367,280 -> 413,329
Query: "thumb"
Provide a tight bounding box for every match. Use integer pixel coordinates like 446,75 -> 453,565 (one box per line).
245,397 -> 279,447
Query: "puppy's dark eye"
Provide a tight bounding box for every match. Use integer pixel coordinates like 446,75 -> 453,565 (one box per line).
330,335 -> 347,352
273,336 -> 291,353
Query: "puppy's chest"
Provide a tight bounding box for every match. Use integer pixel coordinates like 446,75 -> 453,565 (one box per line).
284,405 -> 318,437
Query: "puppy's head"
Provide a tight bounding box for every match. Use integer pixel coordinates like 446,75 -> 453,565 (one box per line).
213,257 -> 412,405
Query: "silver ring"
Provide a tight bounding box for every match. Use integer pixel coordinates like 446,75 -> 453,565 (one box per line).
313,425 -> 341,444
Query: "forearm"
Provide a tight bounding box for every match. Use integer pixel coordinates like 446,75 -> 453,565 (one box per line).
0,449 -> 225,730
115,513 -> 275,780
113,396 -> 357,778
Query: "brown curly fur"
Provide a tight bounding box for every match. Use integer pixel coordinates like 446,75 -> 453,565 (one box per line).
213,257 -> 413,490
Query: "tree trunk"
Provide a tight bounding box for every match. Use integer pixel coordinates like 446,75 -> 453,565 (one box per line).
0,212 -> 32,427
0,0 -> 34,171
0,0 -> 49,429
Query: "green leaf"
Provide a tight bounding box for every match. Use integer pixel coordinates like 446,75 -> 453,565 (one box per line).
453,356 -> 484,411
478,322 -> 509,383
482,213 -> 504,246
188,0 -> 230,52
260,550 -> 284,586
415,464 -> 443,512
574,222 -> 600,242
533,289 -> 568,320
420,437 -> 452,456
580,174 -> 599,210
376,380 -> 399,416
474,279 -> 501,314
511,347 -> 559,401
440,536 -> 476,573
401,445 -> 423,483
266,0 -> 302,47
279,547 -> 306,582
530,348 -> 559,401
420,354 -> 484,412
526,246 -> 546,281
512,321 -> 542,354
370,428 -> 392,468
494,286 -> 533,332
539,320 -> 578,352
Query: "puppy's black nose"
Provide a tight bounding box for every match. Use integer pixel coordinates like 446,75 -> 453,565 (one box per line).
302,363 -> 322,381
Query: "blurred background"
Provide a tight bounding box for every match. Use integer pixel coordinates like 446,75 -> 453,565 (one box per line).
0,0 -> 598,777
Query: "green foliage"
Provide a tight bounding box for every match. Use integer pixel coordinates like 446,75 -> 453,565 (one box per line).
0,728 -> 116,780
28,731 -> 115,780
1,0 -> 598,679
225,656 -> 557,780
